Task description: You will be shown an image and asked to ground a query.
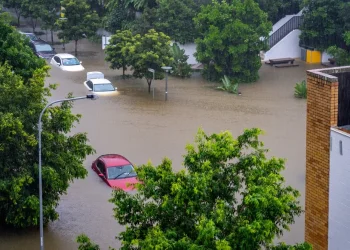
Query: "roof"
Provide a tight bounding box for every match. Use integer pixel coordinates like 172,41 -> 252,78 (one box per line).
90,78 -> 112,84
55,53 -> 76,59
100,154 -> 132,167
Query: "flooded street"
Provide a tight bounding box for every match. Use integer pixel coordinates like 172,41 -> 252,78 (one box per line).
0,38 -> 322,249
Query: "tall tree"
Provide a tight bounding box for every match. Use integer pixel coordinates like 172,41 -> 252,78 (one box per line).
77,128 -> 311,249
132,29 -> 173,93
105,29 -> 137,78
154,0 -> 198,44
0,14 -> 95,228
255,0 -> 301,24
194,0 -> 271,82
41,0 -> 61,45
0,13 -> 46,82
300,0 -> 343,50
3,0 -> 23,25
57,0 -> 99,56
21,0 -> 45,32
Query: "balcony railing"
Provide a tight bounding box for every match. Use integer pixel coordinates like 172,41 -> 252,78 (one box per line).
269,15 -> 304,48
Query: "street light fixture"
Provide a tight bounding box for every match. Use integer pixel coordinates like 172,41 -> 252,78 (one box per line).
161,66 -> 172,101
38,94 -> 98,250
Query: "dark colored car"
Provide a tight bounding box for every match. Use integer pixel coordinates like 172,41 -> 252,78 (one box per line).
91,154 -> 140,191
19,31 -> 42,42
28,41 -> 56,60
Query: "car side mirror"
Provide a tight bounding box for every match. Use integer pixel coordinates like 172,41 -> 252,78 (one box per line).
80,61 -> 82,64
98,173 -> 104,177
56,62 -> 61,66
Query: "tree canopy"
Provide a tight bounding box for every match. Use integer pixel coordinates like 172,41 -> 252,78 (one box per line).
194,0 -> 272,82
0,13 -> 46,82
77,128 -> 311,249
0,15 -> 95,228
300,0 -> 344,51
57,0 -> 99,56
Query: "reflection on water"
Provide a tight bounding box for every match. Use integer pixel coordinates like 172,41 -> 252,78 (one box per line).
0,38 -> 322,249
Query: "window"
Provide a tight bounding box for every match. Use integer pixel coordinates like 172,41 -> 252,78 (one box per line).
96,160 -> 106,176
35,44 -> 53,52
62,57 -> 80,66
87,81 -> 93,89
53,56 -> 61,64
93,83 -> 115,92
107,164 -> 136,180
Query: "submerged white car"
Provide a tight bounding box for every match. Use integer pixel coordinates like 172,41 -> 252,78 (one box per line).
84,71 -> 117,94
50,53 -> 85,72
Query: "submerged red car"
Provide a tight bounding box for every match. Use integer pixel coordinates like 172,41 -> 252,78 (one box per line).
91,154 -> 140,191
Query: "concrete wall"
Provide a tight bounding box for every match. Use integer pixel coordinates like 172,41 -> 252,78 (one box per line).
322,52 -> 332,63
305,68 -> 339,250
329,128 -> 350,250
264,30 -> 301,61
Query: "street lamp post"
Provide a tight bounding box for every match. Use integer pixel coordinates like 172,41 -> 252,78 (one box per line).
38,94 -> 98,250
161,66 -> 172,101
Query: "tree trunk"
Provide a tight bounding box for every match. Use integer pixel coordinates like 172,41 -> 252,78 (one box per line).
51,30 -> 54,45
147,79 -> 152,93
75,40 -> 78,56
31,18 -> 37,33
122,67 -> 125,79
17,15 -> 20,26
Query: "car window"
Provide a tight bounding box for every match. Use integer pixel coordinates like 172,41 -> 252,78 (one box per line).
93,83 -> 115,92
54,56 -> 61,64
35,44 -> 53,52
96,160 -> 106,176
62,57 -> 80,66
87,81 -> 93,89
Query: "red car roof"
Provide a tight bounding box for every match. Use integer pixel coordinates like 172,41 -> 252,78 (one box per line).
99,154 -> 132,168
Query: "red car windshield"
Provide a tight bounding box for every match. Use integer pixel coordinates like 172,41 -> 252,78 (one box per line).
107,164 -> 136,180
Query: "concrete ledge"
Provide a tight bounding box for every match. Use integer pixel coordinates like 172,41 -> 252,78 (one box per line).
307,66 -> 350,82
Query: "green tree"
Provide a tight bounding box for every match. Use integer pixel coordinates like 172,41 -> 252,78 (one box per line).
170,43 -> 192,78
0,13 -> 95,228
154,0 -> 198,44
77,128 -> 311,249
132,29 -> 173,93
255,0 -> 301,24
57,0 -> 99,56
0,64 -> 95,227
41,0 -> 61,45
194,0 -> 271,83
0,13 -> 46,82
21,0 -> 45,32
300,0 -> 343,50
3,0 -> 23,25
105,30 -> 137,78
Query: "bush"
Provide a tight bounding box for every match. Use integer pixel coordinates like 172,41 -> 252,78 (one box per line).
170,43 -> 192,78
326,46 -> 350,66
294,80 -> 307,99
217,75 -> 239,94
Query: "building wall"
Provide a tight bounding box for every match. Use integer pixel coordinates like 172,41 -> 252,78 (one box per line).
329,128 -> 350,250
264,30 -> 301,61
305,69 -> 339,250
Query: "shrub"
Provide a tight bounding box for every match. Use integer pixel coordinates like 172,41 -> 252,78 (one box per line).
294,80 -> 307,99
217,75 -> 239,94
170,43 -> 192,78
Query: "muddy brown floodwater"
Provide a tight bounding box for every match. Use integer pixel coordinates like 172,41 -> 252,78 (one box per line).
0,38 -> 322,250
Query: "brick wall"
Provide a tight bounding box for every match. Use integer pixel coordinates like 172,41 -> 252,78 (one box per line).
305,70 -> 338,250
305,69 -> 339,250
